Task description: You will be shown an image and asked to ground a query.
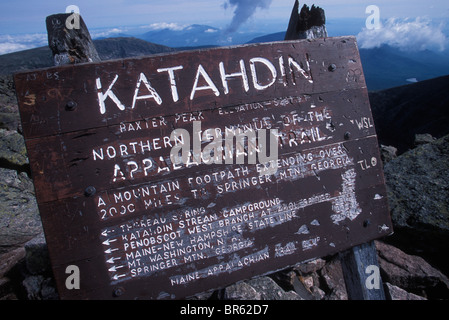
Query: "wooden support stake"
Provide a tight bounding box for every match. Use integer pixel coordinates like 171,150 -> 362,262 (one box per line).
285,0 -> 328,40
339,241 -> 386,300
46,13 -> 100,66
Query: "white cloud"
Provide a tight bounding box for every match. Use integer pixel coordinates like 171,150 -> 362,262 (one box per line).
90,27 -> 128,39
142,22 -> 187,31
0,33 -> 47,55
0,42 -> 30,55
357,17 -> 447,51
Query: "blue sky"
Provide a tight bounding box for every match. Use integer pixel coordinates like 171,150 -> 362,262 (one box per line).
1,0 -> 448,34
0,0 -> 448,54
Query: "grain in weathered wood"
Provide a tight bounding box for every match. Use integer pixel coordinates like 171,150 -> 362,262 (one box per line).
46,13 -> 100,66
340,241 -> 386,300
14,37 -> 392,300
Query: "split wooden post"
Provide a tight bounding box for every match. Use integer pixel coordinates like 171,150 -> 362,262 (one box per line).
284,0 -> 328,40
339,241 -> 386,300
285,1 -> 386,300
46,13 -> 100,66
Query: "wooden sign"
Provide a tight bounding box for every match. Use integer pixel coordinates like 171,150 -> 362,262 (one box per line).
14,36 -> 392,300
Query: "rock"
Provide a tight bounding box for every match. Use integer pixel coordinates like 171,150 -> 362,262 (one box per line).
414,133 -> 436,146
309,284 -> 326,300
223,281 -> 262,300
375,241 -> 449,299
22,275 -> 58,300
380,144 -> 397,163
0,113 -> 20,132
319,257 -> 348,300
24,233 -> 50,275
384,282 -> 426,300
0,234 -> 56,300
246,276 -> 302,300
0,247 -> 25,278
383,133 -> 449,276
268,268 -> 296,291
0,129 -> 28,168
222,276 -> 304,300
0,75 -> 21,132
0,278 -> 17,300
295,258 -> 326,274
0,168 -> 42,253
282,290 -> 304,300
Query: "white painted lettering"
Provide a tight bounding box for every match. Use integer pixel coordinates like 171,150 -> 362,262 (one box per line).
190,64 -> 220,100
132,72 -> 163,108
96,74 -> 125,115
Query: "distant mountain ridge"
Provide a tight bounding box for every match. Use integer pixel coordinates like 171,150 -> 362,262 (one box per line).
244,31 -> 449,91
2,34 -> 449,94
0,37 -> 174,75
246,32 -> 285,44
136,24 -> 264,48
369,74 -> 449,154
359,45 -> 449,91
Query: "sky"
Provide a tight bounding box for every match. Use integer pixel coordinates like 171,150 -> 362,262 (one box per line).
0,0 -> 448,54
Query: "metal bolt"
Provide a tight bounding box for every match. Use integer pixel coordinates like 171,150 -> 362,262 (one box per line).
328,64 -> 337,72
84,186 -> 96,197
344,131 -> 351,140
66,100 -> 77,111
113,287 -> 125,297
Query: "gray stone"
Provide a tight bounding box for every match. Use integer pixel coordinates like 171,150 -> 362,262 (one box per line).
282,290 -> 304,300
414,133 -> 436,146
0,277 -> 17,300
384,134 -> 449,231
224,281 -> 262,300
295,258 -> 326,274
0,168 -> 42,252
21,275 -> 57,300
383,133 -> 449,276
0,246 -> 25,278
380,144 -> 397,163
22,275 -> 44,300
0,113 -> 20,132
246,276 -> 302,300
0,129 -> 28,167
0,75 -> 20,131
319,257 -> 348,300
24,233 -> 50,275
384,282 -> 426,300
375,241 -> 449,299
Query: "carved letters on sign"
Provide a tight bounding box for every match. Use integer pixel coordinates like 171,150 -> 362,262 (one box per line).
94,55 -> 312,114
14,37 -> 392,300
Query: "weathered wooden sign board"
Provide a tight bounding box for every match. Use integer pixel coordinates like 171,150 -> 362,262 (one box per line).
14,36 -> 392,300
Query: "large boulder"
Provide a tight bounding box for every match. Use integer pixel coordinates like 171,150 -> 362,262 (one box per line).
383,134 -> 449,276
376,241 -> 449,299
0,129 -> 28,169
0,168 -> 42,252
0,75 -> 20,132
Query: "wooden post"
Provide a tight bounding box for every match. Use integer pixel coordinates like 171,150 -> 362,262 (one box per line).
284,1 -> 328,40
46,13 -> 100,66
285,2 -> 385,301
339,241 -> 386,300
